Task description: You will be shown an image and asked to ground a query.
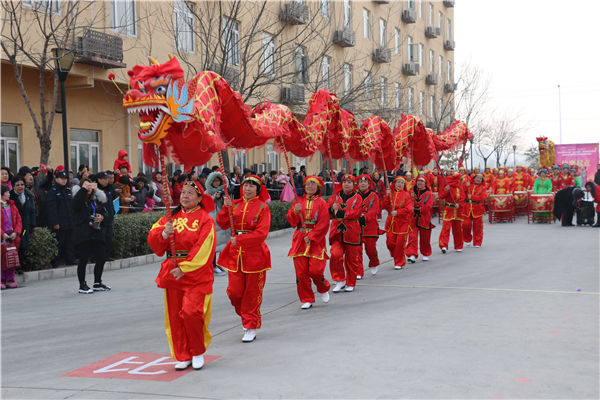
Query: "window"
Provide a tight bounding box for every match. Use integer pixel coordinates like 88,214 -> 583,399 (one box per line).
418,43 -> 424,67
321,56 -> 330,89
267,143 -> 279,172
174,2 -> 194,53
447,60 -> 452,81
24,0 -> 61,15
70,129 -> 100,174
418,0 -> 422,17
428,3 -> 433,26
364,71 -> 372,100
408,88 -> 414,114
363,8 -> 370,39
222,17 -> 240,66
321,0 -> 329,18
233,150 -> 247,171
447,18 -> 452,39
261,33 -> 275,75
439,99 -> 444,120
419,91 -> 424,116
137,143 -> 157,176
379,18 -> 386,48
380,77 -> 387,108
343,0 -> 351,29
439,55 -> 443,78
438,11 -> 443,29
110,0 -> 136,36
429,95 -> 435,118
294,46 -> 308,84
407,36 -> 413,61
343,63 -> 352,96
394,28 -> 400,55
394,83 -> 401,109
429,49 -> 434,73
1,124 -> 19,172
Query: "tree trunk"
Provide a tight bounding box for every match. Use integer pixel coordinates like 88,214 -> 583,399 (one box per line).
39,133 -> 52,166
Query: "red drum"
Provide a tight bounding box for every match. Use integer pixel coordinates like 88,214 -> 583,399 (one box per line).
528,194 -> 554,223
489,194 -> 514,223
514,191 -> 528,208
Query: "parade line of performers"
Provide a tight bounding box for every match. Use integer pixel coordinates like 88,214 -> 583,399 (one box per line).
145,162 -> 598,371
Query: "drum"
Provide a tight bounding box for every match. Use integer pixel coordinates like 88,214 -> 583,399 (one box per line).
529,194 -> 554,213
514,191 -> 528,208
490,194 -> 513,212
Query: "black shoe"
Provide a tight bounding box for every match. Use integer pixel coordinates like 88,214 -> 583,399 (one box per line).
93,282 -> 111,291
106,257 -> 115,262
79,283 -> 93,294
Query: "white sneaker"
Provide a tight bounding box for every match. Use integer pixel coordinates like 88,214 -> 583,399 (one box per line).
371,266 -> 378,276
474,245 -> 481,248
192,355 -> 204,370
242,329 -> 256,342
174,360 -> 192,370
456,248 -> 463,252
465,242 -> 472,247
394,265 -> 403,270
357,275 -> 362,280
321,291 -> 330,303
344,286 -> 354,292
301,302 -> 312,309
441,247 -> 447,254
332,281 -> 346,293
422,256 -> 429,261
408,255 -> 416,263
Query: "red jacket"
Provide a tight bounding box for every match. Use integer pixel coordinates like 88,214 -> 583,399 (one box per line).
439,181 -> 465,221
411,187 -> 434,229
147,207 -> 215,292
216,197 -> 271,273
113,150 -> 132,173
382,189 -> 413,234
492,176 -> 513,194
461,182 -> 487,219
358,190 -> 380,237
286,194 -> 330,260
559,173 -> 574,190
1,200 -> 22,249
327,190 -> 363,245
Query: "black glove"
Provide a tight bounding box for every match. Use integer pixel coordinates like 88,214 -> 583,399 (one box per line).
358,216 -> 366,226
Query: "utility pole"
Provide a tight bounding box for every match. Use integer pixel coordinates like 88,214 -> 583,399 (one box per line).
558,84 -> 563,144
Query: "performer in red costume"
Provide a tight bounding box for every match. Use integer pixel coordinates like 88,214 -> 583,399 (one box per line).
512,165 -> 529,192
356,174 -> 381,277
147,181 -> 216,371
461,174 -> 487,248
382,176 -> 413,269
286,175 -> 331,309
483,166 -> 495,190
327,174 -> 363,293
558,164 -> 574,190
438,173 -> 465,253
406,176 -> 434,262
492,168 -> 513,194
217,175 -> 271,342
427,168 -> 442,193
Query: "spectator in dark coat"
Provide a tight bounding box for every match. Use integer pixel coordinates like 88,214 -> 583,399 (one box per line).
46,170 -> 76,266
96,171 -> 118,261
10,176 -> 36,262
594,164 -> 600,186
554,186 -> 584,226
133,177 -> 153,211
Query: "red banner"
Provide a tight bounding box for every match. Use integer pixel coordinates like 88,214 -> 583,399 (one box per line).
555,143 -> 599,184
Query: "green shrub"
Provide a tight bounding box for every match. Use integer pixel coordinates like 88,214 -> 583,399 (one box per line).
111,211 -> 163,259
267,200 -> 293,231
21,227 -> 58,271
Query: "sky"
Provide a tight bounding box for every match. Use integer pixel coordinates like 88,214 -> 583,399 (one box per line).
455,0 -> 600,153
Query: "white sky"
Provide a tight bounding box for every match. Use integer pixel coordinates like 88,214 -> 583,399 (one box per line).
455,0 -> 600,151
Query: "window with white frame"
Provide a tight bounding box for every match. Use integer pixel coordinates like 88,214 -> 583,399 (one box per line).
429,49 -> 434,73
364,71 -> 372,100
262,33 -> 275,75
447,60 -> 452,81
321,0 -> 329,18
233,150 -> 247,171
380,77 -> 387,108
1,124 -> 20,172
429,95 -> 435,119
110,0 -> 136,36
419,91 -> 424,116
407,36 -> 413,61
447,18 -> 452,39
222,17 -> 240,66
24,0 -> 61,15
294,46 -> 307,83
137,143 -> 157,176
439,55 -> 443,78
394,83 -> 400,109
363,8 -> 370,39
379,18 -> 386,48
438,11 -> 443,29
174,2 -> 194,53
343,63 -> 352,96
70,129 -> 100,174
343,0 -> 351,29
321,56 -> 330,89
418,43 -> 424,67
394,28 -> 400,55
408,87 -> 414,114
428,3 -> 433,26
267,143 -> 279,172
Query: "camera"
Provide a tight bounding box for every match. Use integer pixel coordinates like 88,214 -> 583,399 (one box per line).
89,214 -> 101,231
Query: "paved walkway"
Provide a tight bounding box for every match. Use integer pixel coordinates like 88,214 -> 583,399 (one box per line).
2,218 -> 599,399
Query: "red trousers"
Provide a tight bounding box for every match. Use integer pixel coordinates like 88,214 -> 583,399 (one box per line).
462,216 -> 483,246
226,270 -> 266,329
358,237 -> 380,274
293,257 -> 331,303
386,232 -> 409,267
406,226 -> 432,258
164,288 -> 212,361
329,239 -> 362,287
439,219 -> 463,250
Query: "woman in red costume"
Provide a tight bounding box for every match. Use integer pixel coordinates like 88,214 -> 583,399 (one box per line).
286,176 -> 331,309
461,174 -> 487,248
327,174 -> 363,293
356,174 -> 381,276
492,168 -> 513,194
559,164 -> 575,190
438,173 -> 465,253
217,175 -> 271,343
147,181 -> 216,371
382,176 -> 413,270
406,176 -> 434,263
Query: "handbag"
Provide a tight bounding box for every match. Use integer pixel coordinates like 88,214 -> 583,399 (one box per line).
1,240 -> 21,271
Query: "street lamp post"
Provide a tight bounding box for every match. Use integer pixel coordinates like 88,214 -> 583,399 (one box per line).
558,84 -> 563,144
512,144 -> 517,169
51,48 -> 75,180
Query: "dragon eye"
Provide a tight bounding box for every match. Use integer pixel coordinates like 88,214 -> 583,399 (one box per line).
155,86 -> 167,95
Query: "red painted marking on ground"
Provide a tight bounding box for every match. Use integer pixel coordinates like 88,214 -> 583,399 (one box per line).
551,330 -> 561,333
62,352 -> 220,381
562,313 -> 572,316
518,378 -> 529,382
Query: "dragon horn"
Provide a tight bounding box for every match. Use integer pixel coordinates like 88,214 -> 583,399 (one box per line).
148,56 -> 159,65
168,54 -> 174,60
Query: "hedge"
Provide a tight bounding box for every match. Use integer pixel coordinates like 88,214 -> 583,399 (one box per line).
21,227 -> 58,271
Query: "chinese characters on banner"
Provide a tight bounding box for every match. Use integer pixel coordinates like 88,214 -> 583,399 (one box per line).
554,143 -> 599,184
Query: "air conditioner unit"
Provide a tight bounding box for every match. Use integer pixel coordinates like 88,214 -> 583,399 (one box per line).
279,1 -> 308,25
373,48 -> 391,63
280,85 -> 305,105
426,74 -> 438,85
402,9 -> 417,23
403,63 -> 419,76
425,26 -> 439,38
333,29 -> 356,47
444,40 -> 456,51
443,0 -> 455,7
444,83 -> 456,93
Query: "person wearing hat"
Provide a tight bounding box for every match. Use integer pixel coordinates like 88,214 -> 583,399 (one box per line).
147,180 -> 217,371
217,175 -> 271,342
326,174 -> 363,292
438,173 -> 465,253
461,174 -> 487,248
559,164 -> 574,190
406,175 -> 434,262
533,168 -> 552,194
491,168 -> 513,195
46,170 -> 76,266
513,165 -> 529,192
382,176 -> 413,269
286,175 -> 331,309
483,166 -> 495,191
356,174 -> 381,276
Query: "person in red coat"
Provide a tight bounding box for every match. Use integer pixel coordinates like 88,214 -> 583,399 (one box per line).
382,176 -> 413,269
483,167 -> 495,191
217,175 -> 271,342
147,181 -> 216,371
1,186 -> 22,289
406,176 -> 434,262
559,164 -> 575,190
461,174 -> 487,248
438,173 -> 465,253
286,176 -> 331,309
113,149 -> 132,173
327,174 -> 363,293
356,174 -> 381,276
584,181 -> 600,227
492,168 -> 513,194
427,168 -> 442,193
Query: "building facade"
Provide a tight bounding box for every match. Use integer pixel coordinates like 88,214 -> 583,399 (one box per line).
1,0 -> 455,176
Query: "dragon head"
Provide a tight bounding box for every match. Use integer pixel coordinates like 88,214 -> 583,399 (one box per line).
123,56 -> 194,145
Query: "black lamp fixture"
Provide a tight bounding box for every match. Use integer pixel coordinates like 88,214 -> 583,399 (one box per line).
52,47 -> 75,180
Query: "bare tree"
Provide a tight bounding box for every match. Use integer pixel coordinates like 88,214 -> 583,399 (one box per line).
523,144 -> 540,169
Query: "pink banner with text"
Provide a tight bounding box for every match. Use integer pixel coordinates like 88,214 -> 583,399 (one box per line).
554,143 -> 599,184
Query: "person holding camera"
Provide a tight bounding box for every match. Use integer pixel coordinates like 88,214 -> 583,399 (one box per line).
72,178 -> 109,294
